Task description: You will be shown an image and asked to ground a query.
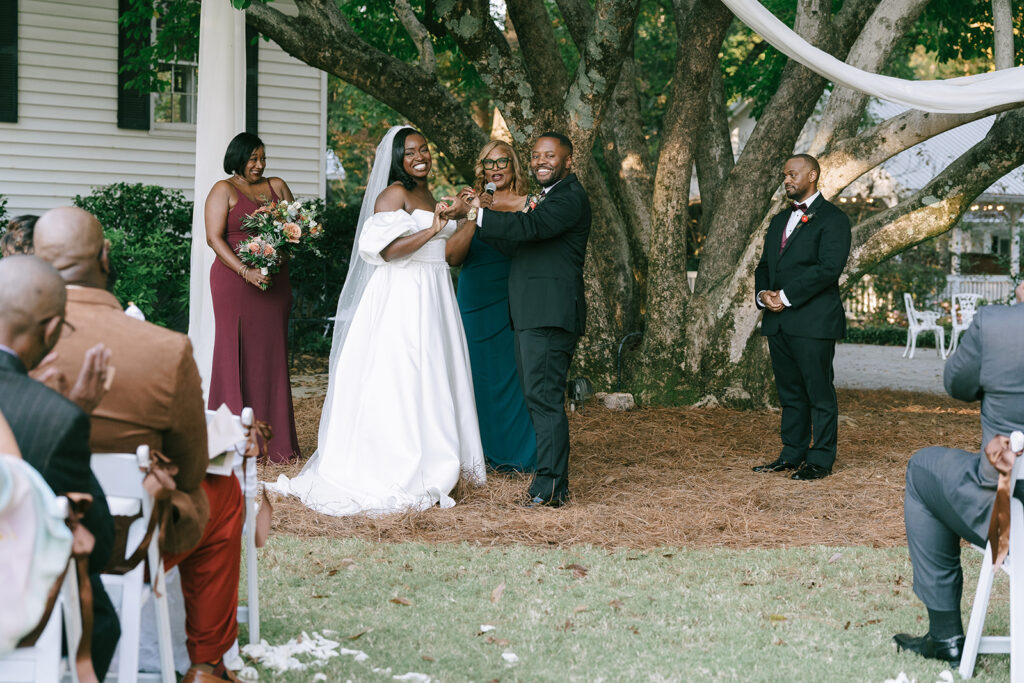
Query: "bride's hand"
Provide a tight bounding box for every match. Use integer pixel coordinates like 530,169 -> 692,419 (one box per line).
432,202 -> 449,234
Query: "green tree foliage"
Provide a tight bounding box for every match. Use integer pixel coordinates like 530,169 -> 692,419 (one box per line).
73,183 -> 193,331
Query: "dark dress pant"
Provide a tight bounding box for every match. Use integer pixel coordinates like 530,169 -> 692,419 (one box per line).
767,331 -> 838,469
514,327 -> 578,503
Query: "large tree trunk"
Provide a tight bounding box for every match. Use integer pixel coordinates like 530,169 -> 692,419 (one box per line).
244,0 -> 1024,408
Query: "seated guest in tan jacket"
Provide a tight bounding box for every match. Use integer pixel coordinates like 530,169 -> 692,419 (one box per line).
34,207 -> 245,683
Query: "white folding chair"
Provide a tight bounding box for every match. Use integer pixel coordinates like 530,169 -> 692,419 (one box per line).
0,532 -> 79,683
947,293 -> 982,358
92,449 -> 174,683
204,407 -> 260,645
903,293 -> 946,360
961,431 -> 1024,681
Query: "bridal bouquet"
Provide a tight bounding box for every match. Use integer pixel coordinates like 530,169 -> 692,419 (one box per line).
237,199 -> 324,288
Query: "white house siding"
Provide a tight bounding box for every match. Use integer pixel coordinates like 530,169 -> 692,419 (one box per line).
0,0 -> 326,217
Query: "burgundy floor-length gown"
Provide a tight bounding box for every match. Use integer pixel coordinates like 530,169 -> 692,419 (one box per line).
209,186 -> 301,462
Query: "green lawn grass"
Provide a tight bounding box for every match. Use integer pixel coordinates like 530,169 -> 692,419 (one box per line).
238,537 -> 1009,682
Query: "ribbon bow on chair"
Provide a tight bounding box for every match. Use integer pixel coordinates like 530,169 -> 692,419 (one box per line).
17,492 -> 100,683
985,431 -> 1024,571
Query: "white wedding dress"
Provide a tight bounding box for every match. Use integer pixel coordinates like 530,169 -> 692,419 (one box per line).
267,209 -> 486,515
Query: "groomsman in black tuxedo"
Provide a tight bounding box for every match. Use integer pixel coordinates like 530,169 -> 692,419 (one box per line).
752,154 -> 851,481
458,132 -> 591,506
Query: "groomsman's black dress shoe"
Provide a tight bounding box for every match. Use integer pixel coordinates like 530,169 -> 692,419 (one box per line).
752,458 -> 800,473
791,463 -> 831,480
522,495 -> 565,508
892,632 -> 965,664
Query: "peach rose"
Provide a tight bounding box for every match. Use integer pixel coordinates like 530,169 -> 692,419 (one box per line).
263,243 -> 276,257
254,205 -> 273,215
282,222 -> 302,243
247,242 -> 261,254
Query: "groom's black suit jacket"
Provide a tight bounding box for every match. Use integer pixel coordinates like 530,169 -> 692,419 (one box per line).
754,193 -> 851,340
478,173 -> 591,335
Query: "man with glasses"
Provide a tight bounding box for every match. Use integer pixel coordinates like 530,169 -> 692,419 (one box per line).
0,254 -> 118,678
453,132 -> 592,507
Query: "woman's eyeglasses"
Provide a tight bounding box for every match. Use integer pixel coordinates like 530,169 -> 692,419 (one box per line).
481,157 -> 511,170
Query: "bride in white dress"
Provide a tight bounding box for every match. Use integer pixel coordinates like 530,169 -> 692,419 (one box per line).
268,126 -> 486,515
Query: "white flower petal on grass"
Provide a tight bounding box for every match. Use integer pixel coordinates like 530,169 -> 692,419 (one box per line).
313,674 -> 328,682
241,632 -> 344,674
882,674 -> 915,683
479,624 -> 496,633
936,672 -> 954,683
502,651 -> 519,665
237,666 -> 259,681
224,654 -> 246,671
339,647 -> 369,663
393,673 -> 431,682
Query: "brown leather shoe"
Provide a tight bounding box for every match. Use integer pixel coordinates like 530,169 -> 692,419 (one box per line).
182,664 -> 238,683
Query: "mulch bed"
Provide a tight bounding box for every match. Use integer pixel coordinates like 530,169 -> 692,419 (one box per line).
260,389 -> 980,550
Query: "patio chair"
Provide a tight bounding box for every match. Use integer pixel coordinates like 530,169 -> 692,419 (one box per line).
204,406 -> 261,645
960,431 -> 1024,681
946,292 -> 982,358
92,448 -> 175,683
902,293 -> 946,360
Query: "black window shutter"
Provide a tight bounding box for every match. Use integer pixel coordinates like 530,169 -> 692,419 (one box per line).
0,0 -> 18,123
245,25 -> 258,135
117,0 -> 150,130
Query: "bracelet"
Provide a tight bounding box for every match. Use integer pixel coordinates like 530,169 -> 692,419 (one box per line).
239,265 -> 249,280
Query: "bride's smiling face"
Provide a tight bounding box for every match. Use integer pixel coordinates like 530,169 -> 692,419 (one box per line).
403,134 -> 431,180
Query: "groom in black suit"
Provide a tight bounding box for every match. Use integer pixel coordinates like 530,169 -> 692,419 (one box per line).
461,132 -> 591,506
752,154 -> 851,481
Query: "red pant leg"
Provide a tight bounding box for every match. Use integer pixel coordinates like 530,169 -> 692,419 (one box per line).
164,473 -> 244,664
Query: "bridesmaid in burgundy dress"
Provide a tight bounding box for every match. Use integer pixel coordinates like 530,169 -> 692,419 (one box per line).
205,132 -> 300,462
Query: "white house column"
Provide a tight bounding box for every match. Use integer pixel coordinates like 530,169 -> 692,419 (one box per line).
187,1 -> 246,397
1011,214 -> 1021,277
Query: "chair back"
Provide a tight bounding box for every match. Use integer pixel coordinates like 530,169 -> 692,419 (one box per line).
90,450 -> 152,561
903,292 -> 917,322
955,293 -> 982,326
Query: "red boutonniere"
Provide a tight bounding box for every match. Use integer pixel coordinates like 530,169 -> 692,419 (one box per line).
799,212 -> 815,224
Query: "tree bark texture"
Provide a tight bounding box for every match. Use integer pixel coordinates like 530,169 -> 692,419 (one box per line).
245,0 -> 1024,407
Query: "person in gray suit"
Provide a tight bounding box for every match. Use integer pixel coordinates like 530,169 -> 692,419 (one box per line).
894,281 -> 1024,664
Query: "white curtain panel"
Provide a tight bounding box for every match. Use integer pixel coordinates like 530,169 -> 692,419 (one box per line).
721,0 -> 1024,113
187,2 -> 246,398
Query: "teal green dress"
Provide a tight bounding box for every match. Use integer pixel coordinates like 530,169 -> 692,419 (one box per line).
456,233 -> 538,471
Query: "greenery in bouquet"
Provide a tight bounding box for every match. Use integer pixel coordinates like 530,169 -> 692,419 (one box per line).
240,198 -> 325,258
236,234 -> 283,277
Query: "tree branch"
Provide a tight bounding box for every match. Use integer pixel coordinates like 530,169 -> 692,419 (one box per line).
695,67 -> 734,227
506,0 -> 570,107
818,103 -> 1022,198
395,0 -> 436,74
244,0 -> 487,175
437,0 -> 558,145
808,0 -> 930,154
845,107 -> 1024,280
562,0 -> 642,152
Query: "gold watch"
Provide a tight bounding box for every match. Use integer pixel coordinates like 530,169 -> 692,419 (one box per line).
466,207 -> 478,221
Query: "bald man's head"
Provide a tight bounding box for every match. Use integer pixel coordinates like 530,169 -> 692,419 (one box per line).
34,206 -> 110,288
0,255 -> 68,370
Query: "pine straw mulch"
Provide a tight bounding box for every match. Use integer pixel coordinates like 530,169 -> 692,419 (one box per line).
260,389 -> 980,551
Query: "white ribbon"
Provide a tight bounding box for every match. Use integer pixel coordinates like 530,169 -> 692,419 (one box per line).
721,0 -> 1024,113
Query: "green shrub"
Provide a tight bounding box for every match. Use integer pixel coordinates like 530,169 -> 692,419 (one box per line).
842,324 -> 948,348
73,183 -> 192,331
0,194 -> 8,225
287,200 -> 360,352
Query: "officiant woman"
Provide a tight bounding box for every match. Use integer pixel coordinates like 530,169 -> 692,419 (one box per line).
205,132 -> 300,462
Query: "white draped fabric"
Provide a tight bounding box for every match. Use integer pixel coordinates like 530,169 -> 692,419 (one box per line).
187,2 -> 246,398
721,0 -> 1024,113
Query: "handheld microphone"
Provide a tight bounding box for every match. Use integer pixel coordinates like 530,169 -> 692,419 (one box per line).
484,182 -> 497,195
